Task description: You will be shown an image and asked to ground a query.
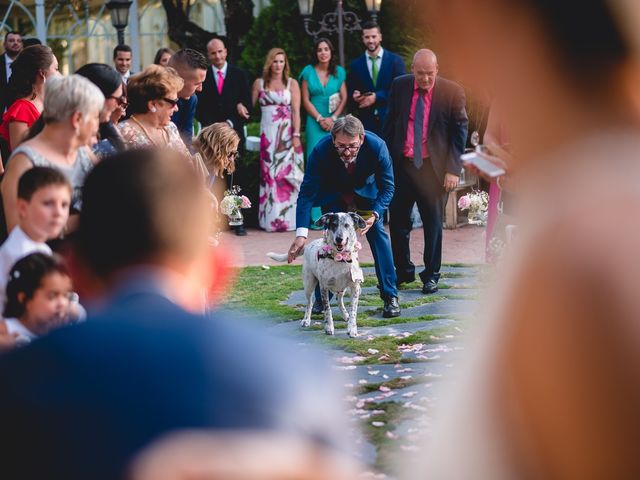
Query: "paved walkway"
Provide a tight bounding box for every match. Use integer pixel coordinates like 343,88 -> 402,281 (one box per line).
266,264 -> 482,475
220,224 -> 486,267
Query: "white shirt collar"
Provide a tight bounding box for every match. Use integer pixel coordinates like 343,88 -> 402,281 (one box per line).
4,318 -> 38,344
121,70 -> 131,83
212,62 -> 228,78
367,47 -> 384,60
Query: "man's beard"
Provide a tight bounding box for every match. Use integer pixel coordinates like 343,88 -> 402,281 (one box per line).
366,43 -> 379,52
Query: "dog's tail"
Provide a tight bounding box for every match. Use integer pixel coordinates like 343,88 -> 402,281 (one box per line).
267,247 -> 306,262
266,252 -> 290,262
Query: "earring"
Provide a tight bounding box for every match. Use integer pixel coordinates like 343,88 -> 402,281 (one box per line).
150,106 -> 157,113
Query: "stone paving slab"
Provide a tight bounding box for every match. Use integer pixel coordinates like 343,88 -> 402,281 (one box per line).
354,319 -> 459,338
361,265 -> 481,276
368,299 -> 478,320
284,287 -> 481,307
342,362 -> 456,390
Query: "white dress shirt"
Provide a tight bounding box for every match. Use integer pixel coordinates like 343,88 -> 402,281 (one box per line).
366,47 -> 385,81
5,54 -> 14,82
0,226 -> 52,310
4,318 -> 38,346
212,62 -> 228,81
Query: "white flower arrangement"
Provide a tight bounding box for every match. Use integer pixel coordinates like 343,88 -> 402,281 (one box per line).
219,186 -> 251,217
458,190 -> 489,225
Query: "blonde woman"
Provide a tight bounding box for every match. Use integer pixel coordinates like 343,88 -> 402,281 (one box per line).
193,122 -> 241,216
117,65 -> 190,157
195,122 -> 239,182
251,48 -> 304,232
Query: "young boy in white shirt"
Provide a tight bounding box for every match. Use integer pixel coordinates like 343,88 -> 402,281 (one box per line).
0,167 -> 71,309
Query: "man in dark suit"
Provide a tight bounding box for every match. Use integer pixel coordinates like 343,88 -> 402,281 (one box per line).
0,148 -> 348,480
0,31 -> 23,113
347,21 -> 405,135
289,115 -> 400,318
196,37 -> 251,140
384,49 -> 468,294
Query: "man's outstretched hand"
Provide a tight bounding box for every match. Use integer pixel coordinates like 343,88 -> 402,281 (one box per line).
288,236 -> 307,263
359,216 -> 376,236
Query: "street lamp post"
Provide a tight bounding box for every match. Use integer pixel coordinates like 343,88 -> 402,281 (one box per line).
298,0 -> 383,67
106,0 -> 133,46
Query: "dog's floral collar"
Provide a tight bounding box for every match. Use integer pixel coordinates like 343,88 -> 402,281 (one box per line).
318,240 -> 362,263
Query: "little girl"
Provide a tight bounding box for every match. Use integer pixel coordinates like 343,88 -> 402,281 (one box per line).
3,252 -> 78,347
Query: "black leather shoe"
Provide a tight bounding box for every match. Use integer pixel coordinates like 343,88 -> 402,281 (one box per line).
234,224 -> 247,236
396,274 -> 416,286
311,300 -> 324,315
422,279 -> 438,294
383,296 -> 401,318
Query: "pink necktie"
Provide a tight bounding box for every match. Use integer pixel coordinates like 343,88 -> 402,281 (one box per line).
217,70 -> 224,95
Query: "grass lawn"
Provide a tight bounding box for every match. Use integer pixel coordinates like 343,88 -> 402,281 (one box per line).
224,262 -> 478,474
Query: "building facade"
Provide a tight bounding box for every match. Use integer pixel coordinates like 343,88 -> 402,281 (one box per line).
0,0 -> 269,73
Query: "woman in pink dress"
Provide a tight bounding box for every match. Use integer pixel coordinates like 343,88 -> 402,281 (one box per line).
251,48 -> 304,233
0,45 -> 58,159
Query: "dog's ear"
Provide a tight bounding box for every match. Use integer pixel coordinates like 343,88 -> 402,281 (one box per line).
315,213 -> 336,228
349,212 -> 367,229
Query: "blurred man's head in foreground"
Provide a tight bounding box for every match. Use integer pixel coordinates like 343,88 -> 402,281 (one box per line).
77,148 -> 211,295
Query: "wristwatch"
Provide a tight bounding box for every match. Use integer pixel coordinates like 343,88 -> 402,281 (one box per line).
372,211 -> 380,222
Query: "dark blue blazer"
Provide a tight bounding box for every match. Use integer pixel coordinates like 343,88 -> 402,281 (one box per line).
347,50 -> 406,129
0,277 -> 346,479
171,94 -> 198,147
296,132 -> 394,229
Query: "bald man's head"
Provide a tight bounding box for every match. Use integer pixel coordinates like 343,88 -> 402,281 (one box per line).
412,49 -> 439,90
207,38 -> 227,69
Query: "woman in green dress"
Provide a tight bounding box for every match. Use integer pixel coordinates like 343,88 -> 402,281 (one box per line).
300,38 -> 347,226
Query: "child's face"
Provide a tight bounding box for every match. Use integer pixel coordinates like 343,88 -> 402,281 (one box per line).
18,185 -> 71,241
23,272 -> 72,336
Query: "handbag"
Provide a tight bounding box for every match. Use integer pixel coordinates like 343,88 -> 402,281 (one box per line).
328,92 -> 341,114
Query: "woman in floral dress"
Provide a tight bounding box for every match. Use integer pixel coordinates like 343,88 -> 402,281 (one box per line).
251,48 -> 304,232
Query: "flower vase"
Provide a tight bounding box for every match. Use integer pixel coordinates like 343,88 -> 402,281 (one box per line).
468,210 -> 487,226
228,209 -> 244,226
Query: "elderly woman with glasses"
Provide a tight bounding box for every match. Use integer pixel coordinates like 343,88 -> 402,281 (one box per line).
2,75 -> 103,234
117,64 -> 190,157
76,63 -> 127,159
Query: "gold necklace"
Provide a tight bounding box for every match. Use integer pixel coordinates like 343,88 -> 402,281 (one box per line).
130,115 -> 167,146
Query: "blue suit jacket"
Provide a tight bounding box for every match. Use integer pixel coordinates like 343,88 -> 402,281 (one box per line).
0,275 -> 346,479
171,94 -> 198,147
296,132 -> 395,229
347,50 -> 406,131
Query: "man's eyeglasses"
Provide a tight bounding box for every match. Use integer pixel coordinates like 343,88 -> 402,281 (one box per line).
161,97 -> 180,107
334,143 -> 361,154
109,95 -> 128,108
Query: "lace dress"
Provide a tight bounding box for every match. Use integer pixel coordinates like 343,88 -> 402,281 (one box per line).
117,119 -> 191,158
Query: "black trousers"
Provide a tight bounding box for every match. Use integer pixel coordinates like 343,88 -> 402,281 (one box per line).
389,158 -> 447,284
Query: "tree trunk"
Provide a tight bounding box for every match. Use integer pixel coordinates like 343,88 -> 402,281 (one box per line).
222,0 -> 254,62
161,0 -> 219,54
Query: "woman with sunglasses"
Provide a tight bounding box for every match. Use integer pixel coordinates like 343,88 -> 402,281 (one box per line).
117,65 -> 190,157
76,63 -> 127,159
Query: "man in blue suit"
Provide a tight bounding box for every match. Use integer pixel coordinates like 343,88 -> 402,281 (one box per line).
0,149 -> 348,479
288,115 -> 400,318
347,21 -> 406,135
